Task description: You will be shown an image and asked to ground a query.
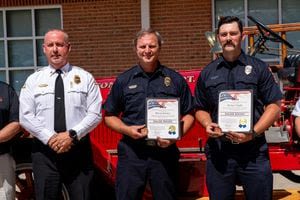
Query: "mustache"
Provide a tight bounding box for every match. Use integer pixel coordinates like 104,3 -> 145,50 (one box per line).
224,41 -> 235,48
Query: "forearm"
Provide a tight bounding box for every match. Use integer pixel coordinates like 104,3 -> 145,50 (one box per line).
104,115 -> 130,135
195,110 -> 213,128
295,117 -> 300,137
0,121 -> 21,143
181,114 -> 194,135
72,112 -> 102,139
254,101 -> 281,134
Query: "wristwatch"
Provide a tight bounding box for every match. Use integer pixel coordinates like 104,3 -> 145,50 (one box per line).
69,129 -> 78,143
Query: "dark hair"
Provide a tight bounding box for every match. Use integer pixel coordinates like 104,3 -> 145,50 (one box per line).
216,16 -> 243,34
133,28 -> 163,48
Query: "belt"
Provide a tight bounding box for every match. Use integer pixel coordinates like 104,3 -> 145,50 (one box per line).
217,133 -> 265,146
0,144 -> 10,155
145,140 -> 157,146
122,136 -> 157,147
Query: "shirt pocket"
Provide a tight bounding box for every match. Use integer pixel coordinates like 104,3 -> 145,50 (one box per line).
66,85 -> 88,108
123,85 -> 145,111
235,74 -> 258,95
33,86 -> 54,110
205,77 -> 228,104
155,85 -> 178,98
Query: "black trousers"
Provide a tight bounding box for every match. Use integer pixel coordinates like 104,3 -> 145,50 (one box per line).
205,140 -> 273,200
32,137 -> 95,200
116,140 -> 180,200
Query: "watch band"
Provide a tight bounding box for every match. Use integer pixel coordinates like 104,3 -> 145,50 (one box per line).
252,130 -> 259,140
69,129 -> 78,142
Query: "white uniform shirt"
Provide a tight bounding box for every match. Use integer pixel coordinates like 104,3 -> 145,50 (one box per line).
292,100 -> 300,117
19,63 -> 102,144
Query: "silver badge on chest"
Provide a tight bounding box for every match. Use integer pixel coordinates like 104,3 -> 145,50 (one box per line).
245,65 -> 252,75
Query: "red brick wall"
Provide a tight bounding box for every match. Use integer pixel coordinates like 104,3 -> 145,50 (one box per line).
62,1 -> 141,77
151,0 -> 212,71
0,0 -> 213,77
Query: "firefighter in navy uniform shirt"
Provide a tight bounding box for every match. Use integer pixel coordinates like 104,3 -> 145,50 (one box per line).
194,16 -> 282,200
104,28 -> 194,200
0,82 -> 20,200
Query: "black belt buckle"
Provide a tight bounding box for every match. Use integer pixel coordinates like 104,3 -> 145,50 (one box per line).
146,140 -> 157,146
231,140 -> 239,145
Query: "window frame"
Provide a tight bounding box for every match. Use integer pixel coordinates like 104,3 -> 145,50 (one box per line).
0,5 -> 62,85
211,0 -> 296,63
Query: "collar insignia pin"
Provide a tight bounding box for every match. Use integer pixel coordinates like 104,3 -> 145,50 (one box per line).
164,77 -> 171,87
245,65 -> 252,75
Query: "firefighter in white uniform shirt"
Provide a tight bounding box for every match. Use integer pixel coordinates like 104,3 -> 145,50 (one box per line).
19,29 -> 102,200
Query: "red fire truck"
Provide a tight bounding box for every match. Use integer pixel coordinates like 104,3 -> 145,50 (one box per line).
13,16 -> 300,199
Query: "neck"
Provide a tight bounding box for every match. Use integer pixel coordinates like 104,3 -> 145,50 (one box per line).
222,50 -> 241,62
51,62 -> 68,70
140,61 -> 158,73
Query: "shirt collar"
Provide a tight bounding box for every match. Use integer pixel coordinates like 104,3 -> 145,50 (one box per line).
49,63 -> 71,76
133,61 -> 167,78
217,51 -> 247,69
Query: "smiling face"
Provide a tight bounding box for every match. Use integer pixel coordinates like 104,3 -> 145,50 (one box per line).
43,30 -> 71,69
217,21 -> 243,60
135,33 -> 160,71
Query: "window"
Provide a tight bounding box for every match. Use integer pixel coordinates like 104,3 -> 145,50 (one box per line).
283,0 -> 300,51
0,6 -> 61,94
214,0 -> 300,63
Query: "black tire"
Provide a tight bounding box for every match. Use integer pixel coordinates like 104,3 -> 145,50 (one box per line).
15,162 -> 70,200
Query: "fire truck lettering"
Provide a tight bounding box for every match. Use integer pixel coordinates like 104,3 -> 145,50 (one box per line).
99,82 -> 114,89
183,75 -> 195,83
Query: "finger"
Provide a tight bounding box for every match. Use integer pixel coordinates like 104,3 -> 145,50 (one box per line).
57,145 -> 67,154
140,128 -> 148,136
53,145 -> 60,152
48,137 -> 58,147
51,141 -> 61,149
157,142 -> 163,148
59,142 -> 65,148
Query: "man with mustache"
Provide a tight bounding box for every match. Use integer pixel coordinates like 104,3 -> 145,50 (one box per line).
194,16 -> 282,200
19,29 -> 102,200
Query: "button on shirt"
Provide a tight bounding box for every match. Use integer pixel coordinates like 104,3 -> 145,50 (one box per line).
194,52 -> 282,125
104,63 -> 194,126
19,64 -> 102,144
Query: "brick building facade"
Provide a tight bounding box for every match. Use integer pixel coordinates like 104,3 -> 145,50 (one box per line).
0,0 -> 212,78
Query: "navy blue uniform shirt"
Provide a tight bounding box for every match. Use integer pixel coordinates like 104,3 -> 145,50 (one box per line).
194,52 -> 282,155
104,62 -> 193,139
195,52 -> 282,126
0,81 -> 19,154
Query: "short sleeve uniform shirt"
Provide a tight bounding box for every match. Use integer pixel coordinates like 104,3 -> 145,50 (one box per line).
194,52 -> 282,156
195,52 -> 282,125
104,62 -> 193,137
0,82 -> 19,154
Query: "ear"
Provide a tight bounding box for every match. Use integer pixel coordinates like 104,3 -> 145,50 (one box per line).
42,44 -> 46,54
216,33 -> 221,42
242,32 -> 246,41
67,43 -> 71,53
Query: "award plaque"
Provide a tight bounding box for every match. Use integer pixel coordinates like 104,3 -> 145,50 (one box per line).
218,90 -> 253,133
146,98 -> 180,140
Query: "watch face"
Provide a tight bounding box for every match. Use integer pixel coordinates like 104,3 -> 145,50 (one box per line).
69,130 -> 77,138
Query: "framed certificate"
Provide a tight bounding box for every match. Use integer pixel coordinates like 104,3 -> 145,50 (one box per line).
218,90 -> 253,133
146,98 -> 181,140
